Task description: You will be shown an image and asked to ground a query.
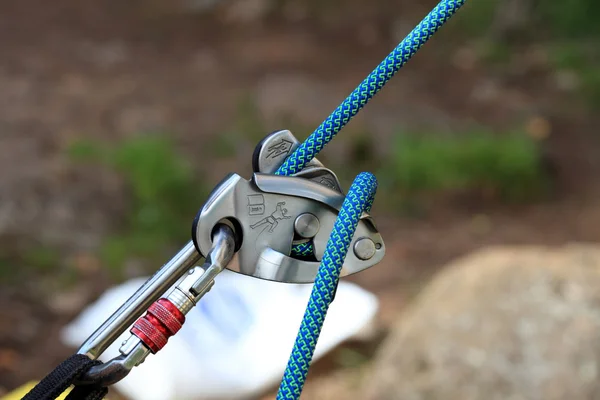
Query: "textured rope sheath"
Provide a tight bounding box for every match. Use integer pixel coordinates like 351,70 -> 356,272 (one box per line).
277,1 -> 467,398
290,241 -> 315,258
276,173 -> 377,400
276,0 -> 467,177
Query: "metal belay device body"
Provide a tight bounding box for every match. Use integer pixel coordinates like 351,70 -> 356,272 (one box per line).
74,130 -> 386,387
193,174 -> 384,283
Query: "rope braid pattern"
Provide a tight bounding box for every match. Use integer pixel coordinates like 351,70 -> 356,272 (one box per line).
275,0 -> 467,177
290,241 -> 315,258
276,173 -> 377,400
276,1 -> 467,399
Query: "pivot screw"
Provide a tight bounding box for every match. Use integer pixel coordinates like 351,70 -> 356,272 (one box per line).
354,238 -> 376,260
294,213 -> 320,239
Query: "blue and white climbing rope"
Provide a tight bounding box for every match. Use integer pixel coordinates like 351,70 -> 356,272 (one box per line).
276,0 -> 467,399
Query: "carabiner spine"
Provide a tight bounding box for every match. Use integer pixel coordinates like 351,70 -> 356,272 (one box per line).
77,241 -> 204,360
75,224 -> 237,387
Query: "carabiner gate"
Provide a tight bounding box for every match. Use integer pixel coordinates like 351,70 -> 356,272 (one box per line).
75,223 -> 236,387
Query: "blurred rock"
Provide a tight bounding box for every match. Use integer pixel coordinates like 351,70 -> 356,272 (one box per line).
365,244 -> 600,400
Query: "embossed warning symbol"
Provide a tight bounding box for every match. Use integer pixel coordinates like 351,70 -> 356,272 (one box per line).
250,202 -> 292,233
266,139 -> 293,159
247,194 -> 265,216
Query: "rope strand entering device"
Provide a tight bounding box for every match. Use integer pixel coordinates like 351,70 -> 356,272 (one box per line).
276,0 -> 467,177
23,0 -> 466,399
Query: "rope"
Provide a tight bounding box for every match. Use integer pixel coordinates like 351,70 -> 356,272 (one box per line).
290,241 -> 315,259
276,0 -> 467,177
276,173 -> 377,400
277,0 -> 467,398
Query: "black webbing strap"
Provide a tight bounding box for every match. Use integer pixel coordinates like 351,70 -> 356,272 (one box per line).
22,354 -> 108,400
64,385 -> 108,400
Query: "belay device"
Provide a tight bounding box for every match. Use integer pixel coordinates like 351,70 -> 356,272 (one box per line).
23,1 -> 466,399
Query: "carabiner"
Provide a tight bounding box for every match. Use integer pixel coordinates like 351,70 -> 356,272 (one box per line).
75,223 -> 236,386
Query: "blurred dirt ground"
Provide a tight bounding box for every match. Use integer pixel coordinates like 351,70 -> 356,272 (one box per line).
1,0 -> 600,398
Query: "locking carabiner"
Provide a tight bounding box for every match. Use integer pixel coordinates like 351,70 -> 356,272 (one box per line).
75,223 -> 236,386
